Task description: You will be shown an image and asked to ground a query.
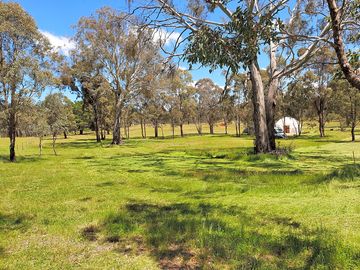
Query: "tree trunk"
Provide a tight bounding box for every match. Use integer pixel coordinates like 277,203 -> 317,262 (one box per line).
93,105 -> 101,142
8,84 -> 16,162
171,121 -> 175,138
52,134 -> 57,156
160,125 -> 164,139
143,120 -> 147,138
196,120 -> 202,135
63,131 -> 67,139
249,60 -> 270,153
112,97 -> 122,145
80,129 -> 84,135
180,123 -> 184,137
140,118 -> 145,138
266,80 -> 278,151
8,109 -> 16,162
266,38 -> 279,151
327,0 -> 360,90
101,129 -> 106,140
123,124 -> 128,139
235,116 -> 241,137
209,123 -> 214,134
319,113 -> 325,137
39,136 -> 43,156
154,120 -> 158,138
224,118 -> 228,134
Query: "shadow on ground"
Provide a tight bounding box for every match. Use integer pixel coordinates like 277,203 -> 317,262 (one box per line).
81,202 -> 358,269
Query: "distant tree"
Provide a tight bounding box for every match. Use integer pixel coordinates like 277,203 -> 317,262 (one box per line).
231,73 -> 252,137
331,79 -> 360,141
283,78 -> 312,136
74,8 -> 161,145
72,101 -> 92,135
128,0 -> 358,152
0,2 -> 56,161
305,48 -> 337,137
195,78 -> 222,134
43,93 -> 75,155
168,70 -> 194,137
28,105 -> 50,156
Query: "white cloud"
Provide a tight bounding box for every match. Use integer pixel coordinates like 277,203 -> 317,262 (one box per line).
153,29 -> 181,46
40,30 -> 75,56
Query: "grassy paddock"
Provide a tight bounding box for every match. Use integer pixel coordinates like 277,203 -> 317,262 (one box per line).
0,123 -> 360,269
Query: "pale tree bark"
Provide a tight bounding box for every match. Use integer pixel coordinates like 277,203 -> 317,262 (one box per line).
93,104 -> 101,142
249,60 -> 270,153
112,96 -> 122,144
52,134 -> 57,156
266,39 -> 279,151
327,0 -> 360,90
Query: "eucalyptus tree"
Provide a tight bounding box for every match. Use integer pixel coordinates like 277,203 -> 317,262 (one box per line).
129,0 -> 357,153
0,2 -> 56,161
231,73 -> 252,137
167,70 -> 194,137
43,93 -> 75,155
75,8 -> 162,145
331,79 -> 360,141
326,0 -> 360,90
72,101 -> 92,135
283,78 -> 312,136
23,104 -> 50,156
195,78 -> 222,134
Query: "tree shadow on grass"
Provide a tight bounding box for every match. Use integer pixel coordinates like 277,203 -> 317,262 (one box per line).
311,164 -> 360,184
0,155 -> 43,163
84,202 -> 358,269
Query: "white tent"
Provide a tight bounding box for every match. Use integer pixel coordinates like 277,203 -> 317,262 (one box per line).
275,117 -> 301,136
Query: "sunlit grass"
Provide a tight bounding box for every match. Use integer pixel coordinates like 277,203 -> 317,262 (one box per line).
0,123 -> 359,269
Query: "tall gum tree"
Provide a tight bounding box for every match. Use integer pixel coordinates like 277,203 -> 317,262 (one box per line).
128,0 -> 357,153
0,2 -> 55,161
74,8 -> 162,144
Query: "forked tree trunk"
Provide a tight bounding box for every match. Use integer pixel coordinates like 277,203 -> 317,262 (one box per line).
249,60 -> 271,153
318,113 -> 325,137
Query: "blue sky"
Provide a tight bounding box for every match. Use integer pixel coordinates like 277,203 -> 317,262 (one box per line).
7,0 -> 270,99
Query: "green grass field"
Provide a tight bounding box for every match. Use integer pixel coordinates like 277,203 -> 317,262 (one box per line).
1,123 -> 360,269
